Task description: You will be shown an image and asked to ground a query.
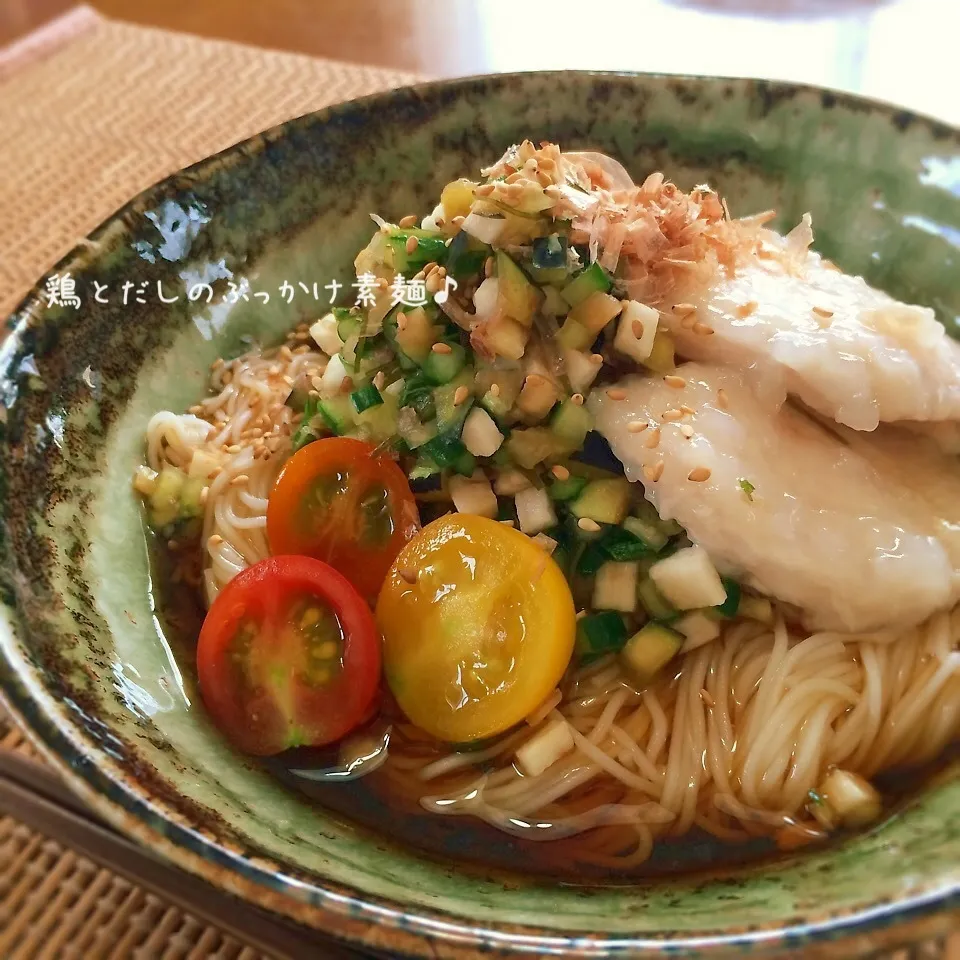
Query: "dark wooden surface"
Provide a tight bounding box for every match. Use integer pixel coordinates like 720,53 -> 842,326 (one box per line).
0,0 -> 949,125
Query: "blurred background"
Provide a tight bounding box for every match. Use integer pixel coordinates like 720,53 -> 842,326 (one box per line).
1,0 -> 955,124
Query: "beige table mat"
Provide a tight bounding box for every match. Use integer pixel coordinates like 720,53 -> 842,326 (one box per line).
0,7 -> 416,957
0,7 -> 955,960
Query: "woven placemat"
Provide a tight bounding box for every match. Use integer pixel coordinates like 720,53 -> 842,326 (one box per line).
0,7 -> 417,957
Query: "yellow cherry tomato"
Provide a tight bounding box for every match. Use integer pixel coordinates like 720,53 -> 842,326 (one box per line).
376,514 -> 576,743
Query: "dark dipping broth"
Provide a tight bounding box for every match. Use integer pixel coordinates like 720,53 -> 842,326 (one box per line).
150,530 -> 948,885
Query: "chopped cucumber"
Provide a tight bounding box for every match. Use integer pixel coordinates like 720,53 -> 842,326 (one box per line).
445,229 -> 489,281
388,228 -> 448,275
396,409 -> 438,449
408,457 -> 442,484
548,474 -> 588,502
399,373 -> 436,422
557,317 -> 595,352
593,561 -> 639,613
496,251 -> 540,328
551,399 -> 592,451
422,342 -> 467,385
461,406 -> 504,457
676,611 -> 721,653
567,291 -> 623,336
541,285 -> 570,318
576,610 -> 628,662
350,383 -> 383,414
561,262 -> 611,307
395,306 -> 438,364
433,369 -> 474,433
449,471 -> 498,519
622,515 -> 669,552
336,312 -> 363,343
576,539 -> 609,577
505,427 -> 562,469
740,594 -> 774,624
514,485 -> 557,535
599,526 -> 653,562
621,622 -> 683,683
644,330 -> 676,373
715,578 -> 742,618
317,394 -> 355,435
570,478 -> 632,525
649,545 -> 726,610
477,367 -> 524,421
638,578 -> 678,621
421,432 -> 469,469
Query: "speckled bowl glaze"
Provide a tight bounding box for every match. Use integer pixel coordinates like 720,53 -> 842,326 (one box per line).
1,72 -> 959,959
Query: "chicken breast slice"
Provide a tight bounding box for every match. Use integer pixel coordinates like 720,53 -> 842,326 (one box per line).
590,363 -> 960,633
656,223 -> 960,432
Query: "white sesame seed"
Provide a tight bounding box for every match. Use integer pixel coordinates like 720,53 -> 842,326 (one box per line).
643,461 -> 665,482
688,466 -> 711,482
577,517 -> 601,533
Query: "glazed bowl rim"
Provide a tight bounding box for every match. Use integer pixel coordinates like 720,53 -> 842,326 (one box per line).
2,69 -> 958,958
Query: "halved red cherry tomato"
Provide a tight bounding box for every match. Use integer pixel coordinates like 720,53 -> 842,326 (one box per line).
196,555 -> 381,756
267,437 -> 419,599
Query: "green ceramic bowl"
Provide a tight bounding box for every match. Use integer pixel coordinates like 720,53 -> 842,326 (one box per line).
1,72 -> 959,959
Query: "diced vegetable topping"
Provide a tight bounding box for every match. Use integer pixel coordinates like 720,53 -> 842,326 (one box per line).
570,478 -> 632,526
675,611 -> 722,652
620,622 -> 683,683
649,545 -> 726,610
449,471 -> 498,519
515,718 -> 574,777
515,485 -> 557,535
593,561 -> 639,613
576,610 -> 629,661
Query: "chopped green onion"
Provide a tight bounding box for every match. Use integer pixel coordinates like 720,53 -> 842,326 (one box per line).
548,474 -> 588,502
739,477 -> 755,501
576,540 -> 609,577
599,526 -> 654,562
576,610 -> 629,661
421,432 -> 468,469
350,384 -> 383,414
715,578 -> 742,618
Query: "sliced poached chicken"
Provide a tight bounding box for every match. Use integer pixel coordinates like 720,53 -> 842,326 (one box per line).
652,218 -> 960,432
590,363 -> 960,633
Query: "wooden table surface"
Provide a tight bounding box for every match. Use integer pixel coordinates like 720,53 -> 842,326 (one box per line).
1,0 -> 956,125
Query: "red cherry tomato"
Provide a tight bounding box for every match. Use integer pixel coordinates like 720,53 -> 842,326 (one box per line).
266,437 -> 419,599
196,555 -> 381,756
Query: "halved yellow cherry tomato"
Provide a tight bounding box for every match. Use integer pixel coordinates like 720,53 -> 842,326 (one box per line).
376,514 -> 576,743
